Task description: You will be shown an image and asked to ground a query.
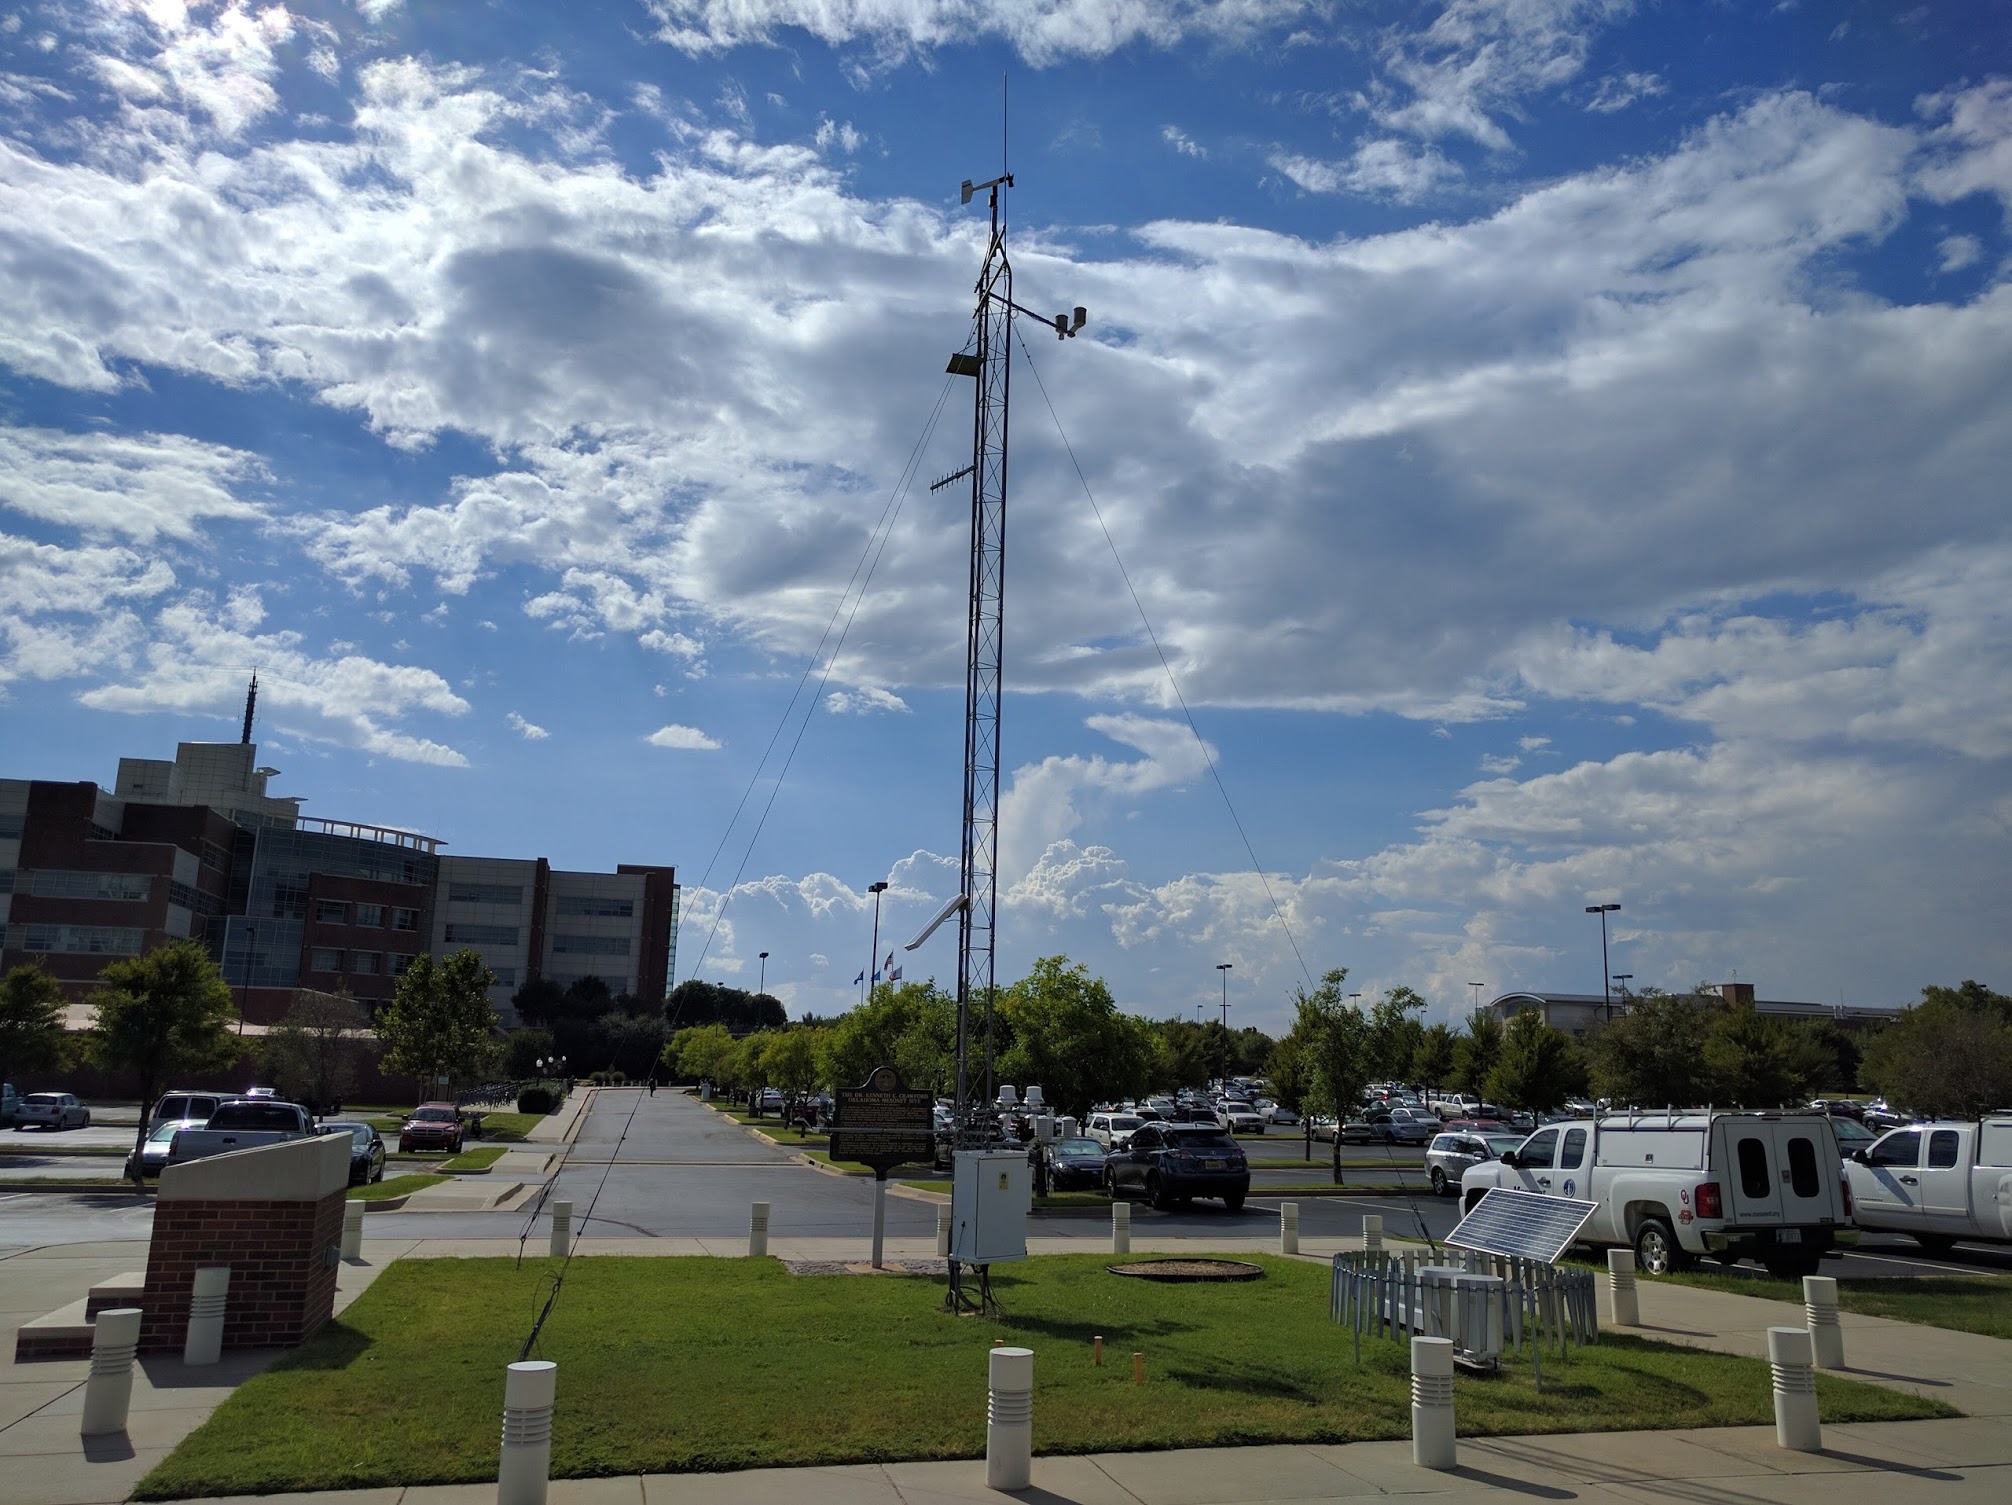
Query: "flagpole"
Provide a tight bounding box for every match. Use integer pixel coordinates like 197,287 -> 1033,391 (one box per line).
867,880 -> 889,1007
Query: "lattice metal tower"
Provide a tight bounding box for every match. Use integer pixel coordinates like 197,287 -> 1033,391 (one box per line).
935,173 -> 1084,1136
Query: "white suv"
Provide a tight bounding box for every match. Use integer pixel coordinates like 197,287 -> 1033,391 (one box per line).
1086,1112 -> 1144,1150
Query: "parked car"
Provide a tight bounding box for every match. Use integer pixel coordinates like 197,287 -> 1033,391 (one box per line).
1085,1112 -> 1144,1150
1104,1123 -> 1250,1211
1046,1137 -> 1110,1191
319,1121 -> 387,1184
151,1091 -> 225,1126
1461,1112 -> 1854,1277
1808,1098 -> 1865,1122
1217,1100 -> 1266,1135
1260,1100 -> 1300,1127
13,1092 -> 90,1130
169,1098 -> 317,1165
1424,1130 -> 1527,1196
1845,1117 -> 2012,1251
125,1118 -> 208,1179
1376,1106 -> 1441,1144
1860,1101 -> 1914,1134
1828,1117 -> 1877,1155
399,1102 -> 467,1153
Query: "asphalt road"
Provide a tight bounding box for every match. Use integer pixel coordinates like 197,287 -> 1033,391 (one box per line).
4,1092 -> 2010,1284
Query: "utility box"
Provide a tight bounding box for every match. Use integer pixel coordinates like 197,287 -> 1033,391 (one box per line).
951,1150 -> 1030,1264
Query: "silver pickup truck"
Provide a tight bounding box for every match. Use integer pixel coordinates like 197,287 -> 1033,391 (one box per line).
167,1098 -> 318,1165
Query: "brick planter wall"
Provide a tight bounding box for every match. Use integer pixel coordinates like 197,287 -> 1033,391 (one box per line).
139,1190 -> 346,1354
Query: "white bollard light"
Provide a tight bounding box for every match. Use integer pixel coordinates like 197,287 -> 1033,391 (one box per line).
548,1199 -> 572,1259
1409,1335 -> 1457,1469
749,1200 -> 771,1258
1363,1214 -> 1384,1255
80,1307 -> 142,1437
1606,1248 -> 1640,1327
1803,1275 -> 1845,1370
341,1200 -> 365,1261
183,1266 -> 230,1366
1281,1202 -> 1300,1255
1111,1200 -> 1131,1255
936,1203 -> 952,1258
985,1345 -> 1035,1491
1768,1325 -> 1822,1452
497,1359 -> 557,1505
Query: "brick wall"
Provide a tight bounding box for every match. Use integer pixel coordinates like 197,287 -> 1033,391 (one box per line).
138,1190 -> 345,1353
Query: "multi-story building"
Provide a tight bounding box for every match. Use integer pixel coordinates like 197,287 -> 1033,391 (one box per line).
0,729 -> 676,1029
1482,982 -> 1892,1037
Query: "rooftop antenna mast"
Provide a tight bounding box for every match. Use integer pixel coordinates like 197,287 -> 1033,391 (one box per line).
931,162 -> 1086,1144
241,671 -> 259,745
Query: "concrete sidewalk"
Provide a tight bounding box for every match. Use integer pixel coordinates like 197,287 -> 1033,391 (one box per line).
3,1233 -> 2007,1505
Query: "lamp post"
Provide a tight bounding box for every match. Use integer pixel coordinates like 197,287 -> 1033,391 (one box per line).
867,882 -> 889,1003
1586,903 -> 1621,1021
1468,982 -> 1484,1014
1215,963 -> 1233,1092
758,951 -> 769,996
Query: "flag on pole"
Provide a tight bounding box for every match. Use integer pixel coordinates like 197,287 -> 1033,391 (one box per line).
884,951 -> 896,974
888,963 -> 903,982
852,970 -> 865,986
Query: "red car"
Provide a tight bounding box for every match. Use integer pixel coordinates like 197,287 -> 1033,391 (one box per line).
399,1102 -> 465,1153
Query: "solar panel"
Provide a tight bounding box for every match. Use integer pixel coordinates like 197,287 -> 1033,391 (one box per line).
1445,1188 -> 1598,1263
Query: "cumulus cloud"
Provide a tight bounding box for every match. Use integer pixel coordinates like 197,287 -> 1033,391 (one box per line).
0,427 -> 267,543
825,685 -> 908,716
507,711 -> 549,740
647,723 -> 722,749
1270,138 -> 1462,200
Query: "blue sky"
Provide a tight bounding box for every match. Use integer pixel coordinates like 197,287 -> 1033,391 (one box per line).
3,1 -> 2009,1034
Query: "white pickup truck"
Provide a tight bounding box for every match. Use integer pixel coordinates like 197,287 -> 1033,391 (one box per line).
167,1098 -> 318,1166
1460,1111 -> 1855,1278
1844,1116 -> 2012,1252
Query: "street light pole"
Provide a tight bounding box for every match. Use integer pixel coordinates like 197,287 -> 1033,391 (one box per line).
867,882 -> 889,1004
758,951 -> 769,996
1586,903 -> 1621,1021
1468,981 -> 1484,1015
1216,963 -> 1233,1092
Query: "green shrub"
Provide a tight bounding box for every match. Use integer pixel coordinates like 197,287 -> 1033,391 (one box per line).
516,1085 -> 558,1114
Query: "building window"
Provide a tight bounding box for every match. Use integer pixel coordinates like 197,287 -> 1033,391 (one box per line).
310,948 -> 344,972
356,903 -> 384,927
445,923 -> 518,946
29,870 -> 154,902
392,908 -> 420,931
316,900 -> 349,924
490,966 -> 516,986
390,953 -> 418,976
19,924 -> 144,956
556,894 -> 634,918
551,933 -> 632,955
353,952 -> 381,975
450,882 -> 524,905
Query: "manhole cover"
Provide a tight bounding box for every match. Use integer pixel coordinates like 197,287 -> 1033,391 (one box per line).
1106,1258 -> 1264,1282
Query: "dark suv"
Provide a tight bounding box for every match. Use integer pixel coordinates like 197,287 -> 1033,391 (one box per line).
1104,1123 -> 1249,1211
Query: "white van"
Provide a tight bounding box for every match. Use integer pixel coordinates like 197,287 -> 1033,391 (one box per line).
1461,1111 -> 1855,1277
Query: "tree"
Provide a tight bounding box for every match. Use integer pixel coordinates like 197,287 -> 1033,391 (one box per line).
664,978 -> 785,1034
817,981 -> 956,1095
0,962 -> 68,1093
1264,1032 -> 1313,1116
996,957 -> 1150,1116
374,950 -> 498,1099
1289,968 -> 1374,1184
1485,1010 -> 1588,1111
1368,987 -> 1427,1083
89,940 -> 240,1185
1860,988 -> 2012,1119
1451,1011 -> 1505,1096
670,1022 -> 734,1084
599,1012 -> 667,1080
1919,979 -> 2012,1027
760,1028 -> 821,1111
501,1027 -> 554,1079
262,990 -> 367,1113
1151,1018 -> 1215,1094
1589,988 -> 1717,1107
1411,1023 -> 1458,1093
1702,1003 -> 1830,1107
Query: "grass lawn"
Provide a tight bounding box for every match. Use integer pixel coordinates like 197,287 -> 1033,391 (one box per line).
440,1146 -> 508,1173
347,1173 -> 450,1203
1628,1267 -> 2012,1341
134,1253 -> 1950,1499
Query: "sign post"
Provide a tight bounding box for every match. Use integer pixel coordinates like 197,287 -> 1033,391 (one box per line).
828,1066 -> 935,1270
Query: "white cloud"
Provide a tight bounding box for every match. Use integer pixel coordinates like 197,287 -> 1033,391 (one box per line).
824,685 -> 909,716
1518,735 -> 1550,751
647,723 -> 722,749
1270,138 -> 1462,200
0,428 -> 266,542
507,711 -> 550,740
1586,70 -> 1665,115
1162,126 -> 1207,160
1479,753 -> 1520,773
1938,233 -> 1982,272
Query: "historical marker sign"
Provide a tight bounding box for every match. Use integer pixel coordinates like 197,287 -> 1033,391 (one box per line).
829,1065 -> 935,1170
